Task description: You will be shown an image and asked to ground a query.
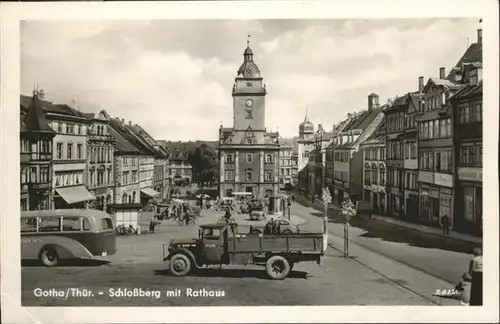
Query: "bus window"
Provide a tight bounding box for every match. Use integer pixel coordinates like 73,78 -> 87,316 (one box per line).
38,217 -> 61,232
62,217 -> 81,231
101,218 -> 113,230
83,218 -> 91,231
21,218 -> 37,232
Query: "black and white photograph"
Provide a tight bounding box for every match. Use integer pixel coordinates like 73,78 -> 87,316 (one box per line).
1,1 -> 498,323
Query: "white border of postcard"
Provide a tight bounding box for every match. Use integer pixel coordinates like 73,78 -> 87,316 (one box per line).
1,0 -> 499,323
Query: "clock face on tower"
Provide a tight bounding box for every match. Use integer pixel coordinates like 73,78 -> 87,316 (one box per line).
245,99 -> 253,108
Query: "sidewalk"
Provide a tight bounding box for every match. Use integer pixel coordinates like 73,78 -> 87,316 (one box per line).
294,194 -> 482,245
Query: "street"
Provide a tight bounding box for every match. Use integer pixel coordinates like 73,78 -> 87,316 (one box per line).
292,195 -> 479,284
21,204 -> 462,306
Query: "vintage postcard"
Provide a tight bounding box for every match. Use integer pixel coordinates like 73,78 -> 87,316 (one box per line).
0,0 -> 498,323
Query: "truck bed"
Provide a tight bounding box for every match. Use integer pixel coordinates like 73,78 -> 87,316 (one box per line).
227,233 -> 324,254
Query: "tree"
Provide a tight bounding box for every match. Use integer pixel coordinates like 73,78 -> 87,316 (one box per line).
341,198 -> 356,258
187,143 -> 219,190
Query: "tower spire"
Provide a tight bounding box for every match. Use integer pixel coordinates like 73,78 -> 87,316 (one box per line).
247,34 -> 251,47
304,105 -> 309,122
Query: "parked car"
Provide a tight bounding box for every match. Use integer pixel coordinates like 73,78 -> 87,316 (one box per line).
249,218 -> 299,235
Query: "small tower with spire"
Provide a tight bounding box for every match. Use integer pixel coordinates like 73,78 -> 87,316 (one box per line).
298,105 -> 314,141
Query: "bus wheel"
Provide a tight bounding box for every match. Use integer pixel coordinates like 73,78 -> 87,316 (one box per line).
169,254 -> 192,277
39,246 -> 59,267
265,255 -> 290,280
251,229 -> 262,235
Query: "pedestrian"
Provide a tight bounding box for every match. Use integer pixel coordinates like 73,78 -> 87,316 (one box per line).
469,247 -> 483,306
455,272 -> 472,305
291,194 -> 295,203
149,216 -> 156,234
440,214 -> 450,236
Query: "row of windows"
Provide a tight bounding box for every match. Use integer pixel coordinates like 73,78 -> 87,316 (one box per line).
139,170 -> 154,180
419,150 -> 453,172
89,146 -> 113,163
280,168 -> 291,176
53,122 -> 85,135
89,169 -> 113,187
364,169 -> 386,186
387,169 -> 402,188
387,140 -> 404,160
459,145 -> 482,167
56,142 -> 84,160
225,153 -> 275,164
54,172 -> 84,187
364,148 -> 386,161
404,141 -> 418,159
420,92 -> 447,112
121,192 -> 138,204
458,103 -> 482,124
20,139 -> 52,154
280,150 -> 291,157
386,112 -> 405,133
418,118 -> 452,140
121,171 -> 138,185
225,170 -> 274,181
21,166 -> 51,184
280,159 -> 297,166
90,124 -> 108,136
334,151 -> 350,162
169,169 -> 191,177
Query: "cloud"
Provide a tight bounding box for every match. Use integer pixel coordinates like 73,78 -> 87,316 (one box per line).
21,19 -> 480,140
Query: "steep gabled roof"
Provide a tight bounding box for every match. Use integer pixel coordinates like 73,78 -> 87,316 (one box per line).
22,94 -> 56,134
107,123 -> 141,154
447,42 -> 482,82
20,94 -> 89,119
450,80 -> 483,101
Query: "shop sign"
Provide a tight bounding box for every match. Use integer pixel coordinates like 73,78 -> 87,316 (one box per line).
419,171 -> 434,184
434,173 -> 453,187
458,167 -> 482,182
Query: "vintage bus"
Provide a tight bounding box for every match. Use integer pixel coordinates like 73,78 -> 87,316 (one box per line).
21,209 -> 116,267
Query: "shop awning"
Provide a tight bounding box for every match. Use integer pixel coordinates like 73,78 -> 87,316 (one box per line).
55,186 -> 94,205
140,188 -> 160,198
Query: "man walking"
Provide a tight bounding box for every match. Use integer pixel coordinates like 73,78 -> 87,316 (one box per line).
440,214 -> 450,236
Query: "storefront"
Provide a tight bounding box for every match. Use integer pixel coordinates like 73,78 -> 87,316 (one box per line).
405,191 -> 419,221
455,167 -> 482,235
419,183 -> 440,225
54,185 -> 95,209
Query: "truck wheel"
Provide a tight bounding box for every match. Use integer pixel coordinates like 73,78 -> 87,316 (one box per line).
282,230 -> 293,235
39,246 -> 59,267
169,254 -> 192,277
251,229 -> 262,235
265,255 -> 291,280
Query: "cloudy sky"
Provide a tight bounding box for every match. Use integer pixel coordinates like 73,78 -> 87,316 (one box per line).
21,19 -> 480,141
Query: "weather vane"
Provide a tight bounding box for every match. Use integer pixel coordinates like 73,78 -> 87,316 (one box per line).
247,34 -> 251,46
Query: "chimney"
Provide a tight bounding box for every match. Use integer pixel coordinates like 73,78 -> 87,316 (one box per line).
439,67 -> 445,79
121,118 -> 125,124
368,93 -> 379,111
129,121 -> 132,126
477,29 -> 482,44
418,76 -> 424,92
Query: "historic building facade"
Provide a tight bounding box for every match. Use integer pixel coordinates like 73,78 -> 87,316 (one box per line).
330,94 -> 385,205
451,62 -> 483,235
416,69 -> 459,227
21,95 -> 94,209
360,118 -> 387,214
218,42 -> 280,198
20,92 -> 56,211
86,112 -> 115,211
278,138 -> 297,189
296,113 -> 315,192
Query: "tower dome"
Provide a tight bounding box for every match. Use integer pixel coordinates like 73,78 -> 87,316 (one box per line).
237,37 -> 261,78
299,109 -> 314,134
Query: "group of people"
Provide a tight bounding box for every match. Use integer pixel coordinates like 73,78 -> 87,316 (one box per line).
434,247 -> 483,306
